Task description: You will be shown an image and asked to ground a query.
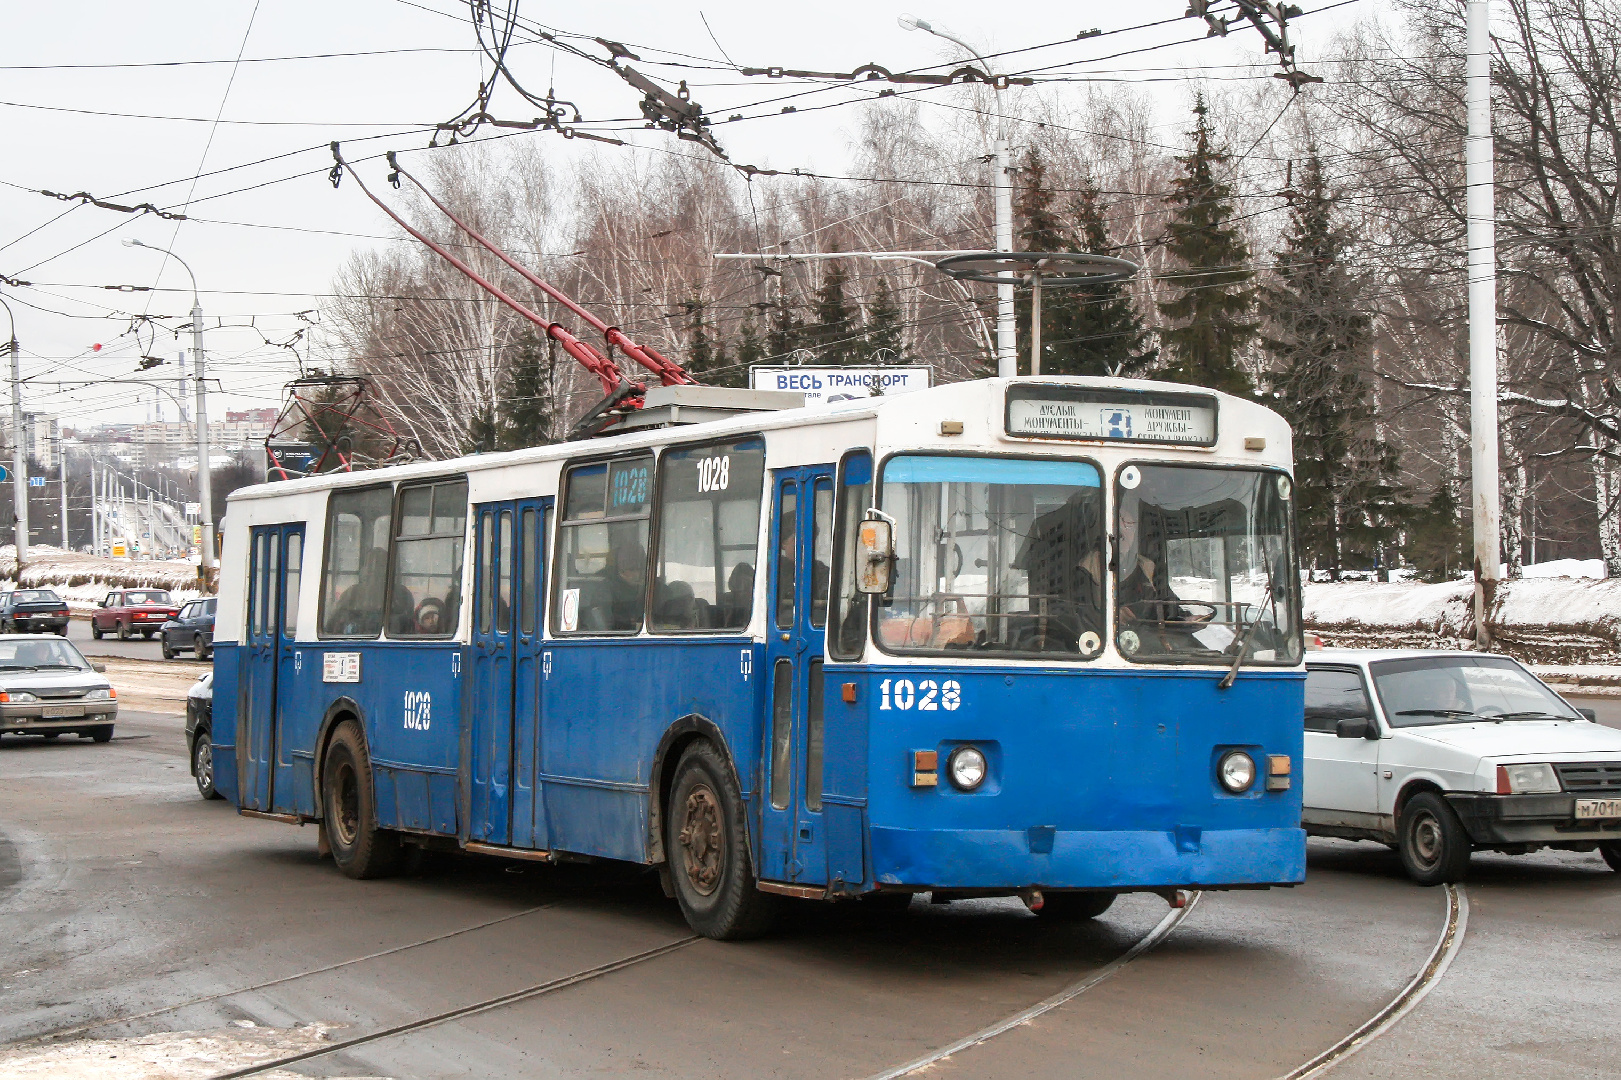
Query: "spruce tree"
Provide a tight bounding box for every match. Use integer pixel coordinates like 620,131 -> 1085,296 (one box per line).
680,293 -> 741,388
863,276 -> 905,364
811,260 -> 859,365
1261,149 -> 1403,578
498,331 -> 555,450
767,283 -> 803,361
1157,96 -> 1258,396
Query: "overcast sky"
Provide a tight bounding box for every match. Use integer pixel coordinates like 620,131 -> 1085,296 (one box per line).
0,0 -> 1378,431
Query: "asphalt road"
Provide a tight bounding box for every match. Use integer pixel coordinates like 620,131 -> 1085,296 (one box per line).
1,708 -> 1617,1079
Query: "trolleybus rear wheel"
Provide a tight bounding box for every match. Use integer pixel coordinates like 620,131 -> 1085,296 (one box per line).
322,721 -> 400,879
666,741 -> 776,940
1036,891 -> 1117,920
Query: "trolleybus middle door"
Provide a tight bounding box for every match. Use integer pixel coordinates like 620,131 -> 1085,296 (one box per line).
761,466 -> 834,887
469,504 -> 517,844
510,497 -> 552,850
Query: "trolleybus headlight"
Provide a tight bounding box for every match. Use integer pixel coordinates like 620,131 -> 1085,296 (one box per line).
947,746 -> 988,791
1218,750 -> 1256,793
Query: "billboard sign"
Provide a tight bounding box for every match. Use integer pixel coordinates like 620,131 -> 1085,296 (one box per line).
750,365 -> 931,407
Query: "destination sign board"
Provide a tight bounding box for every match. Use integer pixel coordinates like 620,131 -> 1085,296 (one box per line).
1005,385 -> 1218,446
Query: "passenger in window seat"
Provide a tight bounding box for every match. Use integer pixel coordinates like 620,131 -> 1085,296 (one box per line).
606,541 -> 648,631
717,563 -> 753,628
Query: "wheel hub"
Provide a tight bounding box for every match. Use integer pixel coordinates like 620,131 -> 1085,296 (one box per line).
196,740 -> 213,788
334,762 -> 360,846
678,784 -> 723,896
1412,813 -> 1442,866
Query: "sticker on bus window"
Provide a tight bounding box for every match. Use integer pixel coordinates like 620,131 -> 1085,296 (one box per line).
559,588 -> 580,632
322,652 -> 361,683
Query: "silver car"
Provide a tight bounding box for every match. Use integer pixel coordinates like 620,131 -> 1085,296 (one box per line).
0,635 -> 117,742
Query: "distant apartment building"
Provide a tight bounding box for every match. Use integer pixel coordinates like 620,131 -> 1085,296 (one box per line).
0,412 -> 60,469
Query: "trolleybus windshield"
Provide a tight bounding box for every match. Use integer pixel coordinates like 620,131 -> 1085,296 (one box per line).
876,454 -> 1106,658
1114,464 -> 1300,665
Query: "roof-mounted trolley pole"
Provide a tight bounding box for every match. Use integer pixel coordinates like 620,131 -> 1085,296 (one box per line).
330,144 -> 647,437
385,153 -> 695,389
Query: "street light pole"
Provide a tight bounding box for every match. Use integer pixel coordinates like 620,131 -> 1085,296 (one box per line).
1,296 -> 26,567
900,15 -> 1017,376
124,239 -> 215,584
1465,0 -> 1500,647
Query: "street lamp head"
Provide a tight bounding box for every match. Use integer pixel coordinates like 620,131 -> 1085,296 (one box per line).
898,14 -> 930,31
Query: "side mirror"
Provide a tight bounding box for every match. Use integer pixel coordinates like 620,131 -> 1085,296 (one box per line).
1578,707 -> 1598,722
1336,717 -> 1377,740
92,663 -> 107,673
855,518 -> 894,595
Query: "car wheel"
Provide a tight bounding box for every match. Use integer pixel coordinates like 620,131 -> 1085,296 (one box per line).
89,726 -> 114,743
321,721 -> 400,879
1398,792 -> 1472,885
91,621 -> 103,640
1036,891 -> 1118,921
192,730 -> 223,800
55,626 -> 67,637
666,741 -> 777,940
1600,842 -> 1621,873
196,635 -> 211,661
161,637 -> 176,660
117,621 -> 131,641
40,732 -> 60,740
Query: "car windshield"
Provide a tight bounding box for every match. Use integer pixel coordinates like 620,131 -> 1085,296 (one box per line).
12,590 -> 59,603
878,455 -> 1106,657
125,591 -> 172,605
0,638 -> 90,671
1115,464 -> 1301,665
1370,655 -> 1583,727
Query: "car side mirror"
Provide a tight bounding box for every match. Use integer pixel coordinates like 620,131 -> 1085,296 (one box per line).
1578,707 -> 1598,722
92,663 -> 107,673
856,517 -> 894,595
1336,717 -> 1377,740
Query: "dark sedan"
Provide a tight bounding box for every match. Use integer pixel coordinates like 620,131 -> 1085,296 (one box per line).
0,589 -> 71,635
185,671 -> 220,798
161,598 -> 216,661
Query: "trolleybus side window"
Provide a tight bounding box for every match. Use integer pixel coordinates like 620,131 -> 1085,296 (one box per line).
284,533 -> 302,634
651,436 -> 765,632
318,485 -> 393,639
554,454 -> 654,634
827,450 -> 873,661
387,479 -> 467,639
876,454 -> 1106,658
775,488 -> 796,630
519,507 -> 539,636
810,478 -> 833,629
1114,464 -> 1300,665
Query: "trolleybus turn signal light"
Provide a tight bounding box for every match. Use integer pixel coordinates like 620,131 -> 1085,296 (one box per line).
1266,754 -> 1291,791
912,749 -> 938,788
842,682 -> 858,703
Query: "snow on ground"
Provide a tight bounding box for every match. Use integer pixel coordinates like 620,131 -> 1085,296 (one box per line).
0,547 -> 202,613
1519,557 -> 1606,579
0,1021 -> 387,1080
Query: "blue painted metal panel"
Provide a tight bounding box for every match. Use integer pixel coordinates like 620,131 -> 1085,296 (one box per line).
213,642 -> 241,805
843,664 -> 1305,889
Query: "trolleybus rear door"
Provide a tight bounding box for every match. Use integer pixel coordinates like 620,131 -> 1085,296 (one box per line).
241,523 -> 299,812
510,497 -> 552,850
760,466 -> 834,886
469,505 -> 516,844
271,527 -> 304,814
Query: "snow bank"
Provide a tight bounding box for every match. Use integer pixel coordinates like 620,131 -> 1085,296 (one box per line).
1304,576 -> 1621,664
1519,558 -> 1606,579
0,546 -> 204,613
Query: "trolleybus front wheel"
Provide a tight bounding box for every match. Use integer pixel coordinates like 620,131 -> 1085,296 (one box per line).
666,741 -> 777,940
1036,891 -> 1117,921
322,721 -> 401,879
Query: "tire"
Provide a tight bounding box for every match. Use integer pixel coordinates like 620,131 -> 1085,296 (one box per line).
1398,792 -> 1473,885
117,621 -> 131,641
91,621 -> 103,640
142,631 -> 154,640
321,721 -> 400,879
1037,891 -> 1118,921
666,741 -> 777,940
1601,842 -> 1621,873
0,618 -> 10,633
196,635 -> 211,661
161,637 -> 176,660
89,726 -> 114,743
40,732 -> 60,740
192,730 -> 222,800
55,626 -> 67,637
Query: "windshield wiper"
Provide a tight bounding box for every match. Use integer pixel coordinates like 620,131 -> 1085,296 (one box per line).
1395,708 -> 1478,718
1218,585 -> 1273,690
32,663 -> 83,670
1489,710 -> 1573,721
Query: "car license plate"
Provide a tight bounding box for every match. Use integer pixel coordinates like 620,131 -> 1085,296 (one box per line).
41,705 -> 84,718
1575,798 -> 1621,821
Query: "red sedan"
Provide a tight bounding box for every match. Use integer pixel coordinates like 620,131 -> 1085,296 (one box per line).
91,589 -> 181,641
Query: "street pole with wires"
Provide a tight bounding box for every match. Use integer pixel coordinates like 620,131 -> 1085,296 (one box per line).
1,296 -> 26,568
1465,0 -> 1500,647
57,433 -> 68,551
900,15 -> 1017,376
124,239 -> 215,587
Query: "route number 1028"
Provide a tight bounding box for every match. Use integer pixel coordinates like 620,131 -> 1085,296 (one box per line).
879,678 -> 962,711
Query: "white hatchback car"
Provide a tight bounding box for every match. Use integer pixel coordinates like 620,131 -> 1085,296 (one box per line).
1303,649 -> 1621,884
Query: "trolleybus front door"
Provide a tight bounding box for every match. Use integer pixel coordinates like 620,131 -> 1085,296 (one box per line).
241,523 -> 301,813
761,466 -> 834,886
469,505 -> 516,844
